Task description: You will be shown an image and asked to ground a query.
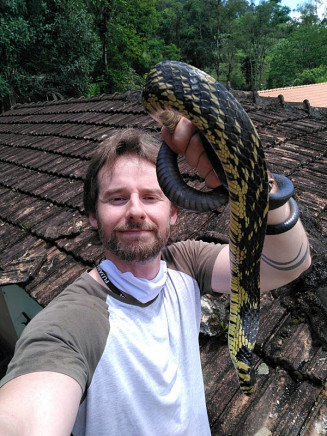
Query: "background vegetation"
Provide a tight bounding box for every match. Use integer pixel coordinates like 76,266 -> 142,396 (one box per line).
0,0 -> 326,111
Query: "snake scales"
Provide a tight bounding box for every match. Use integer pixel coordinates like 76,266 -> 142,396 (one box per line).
142,60 -> 270,395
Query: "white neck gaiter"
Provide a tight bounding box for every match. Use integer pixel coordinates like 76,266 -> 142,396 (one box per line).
99,259 -> 168,304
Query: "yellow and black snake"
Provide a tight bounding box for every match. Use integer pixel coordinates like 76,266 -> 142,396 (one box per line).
142,60 -> 270,395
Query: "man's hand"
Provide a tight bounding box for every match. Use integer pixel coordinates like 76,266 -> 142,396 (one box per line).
161,117 -> 221,189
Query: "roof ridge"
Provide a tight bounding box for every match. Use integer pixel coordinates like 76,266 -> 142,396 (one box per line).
9,90 -> 143,111
259,82 -> 327,93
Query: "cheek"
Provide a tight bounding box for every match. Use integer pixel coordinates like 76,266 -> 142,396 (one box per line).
151,205 -> 175,228
96,206 -> 120,231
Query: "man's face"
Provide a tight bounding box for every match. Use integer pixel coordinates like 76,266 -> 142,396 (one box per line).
89,155 -> 177,264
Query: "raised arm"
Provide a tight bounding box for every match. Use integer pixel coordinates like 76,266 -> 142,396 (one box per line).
161,118 -> 311,294
209,197 -> 311,293
0,372 -> 82,436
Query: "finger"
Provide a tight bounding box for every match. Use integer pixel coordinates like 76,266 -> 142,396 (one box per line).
184,133 -> 205,168
185,140 -> 221,188
161,117 -> 196,155
196,152 -> 213,180
205,169 -> 221,188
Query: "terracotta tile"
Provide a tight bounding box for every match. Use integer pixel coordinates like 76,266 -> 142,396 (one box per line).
258,82 -> 327,108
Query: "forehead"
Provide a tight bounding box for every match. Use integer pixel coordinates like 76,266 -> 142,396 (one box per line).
98,155 -> 159,190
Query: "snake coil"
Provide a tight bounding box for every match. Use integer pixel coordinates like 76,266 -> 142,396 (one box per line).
143,60 -> 269,395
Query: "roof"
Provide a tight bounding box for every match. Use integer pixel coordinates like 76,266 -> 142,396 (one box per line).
0,90 -> 326,435
258,82 -> 327,108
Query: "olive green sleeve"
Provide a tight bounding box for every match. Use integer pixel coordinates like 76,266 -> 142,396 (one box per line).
162,240 -> 225,295
0,273 -> 110,394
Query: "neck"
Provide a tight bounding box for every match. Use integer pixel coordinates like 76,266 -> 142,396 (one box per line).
104,251 -> 162,280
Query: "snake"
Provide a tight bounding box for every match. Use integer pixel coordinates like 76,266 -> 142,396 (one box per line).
142,60 -> 270,396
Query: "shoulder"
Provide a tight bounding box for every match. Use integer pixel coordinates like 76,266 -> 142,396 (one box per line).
48,271 -> 109,314
162,240 -> 224,267
1,272 -> 110,391
33,272 -> 111,348
162,240 -> 226,293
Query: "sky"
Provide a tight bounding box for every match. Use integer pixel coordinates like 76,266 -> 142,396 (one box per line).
255,0 -> 326,18
279,0 -> 326,17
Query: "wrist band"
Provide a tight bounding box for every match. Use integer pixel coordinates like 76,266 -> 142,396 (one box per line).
266,197 -> 299,235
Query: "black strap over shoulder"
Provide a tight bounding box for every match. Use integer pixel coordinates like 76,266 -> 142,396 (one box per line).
96,265 -> 127,299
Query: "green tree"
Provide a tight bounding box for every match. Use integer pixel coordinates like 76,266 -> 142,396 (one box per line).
0,0 -> 101,110
293,64 -> 327,85
3,0 -> 325,107
267,23 -> 327,88
178,0 -> 217,68
0,0 -> 33,109
296,0 -> 324,25
156,0 -> 217,71
213,0 -> 249,86
26,0 -> 101,97
84,0 -> 180,93
156,0 -> 184,48
239,0 -> 291,91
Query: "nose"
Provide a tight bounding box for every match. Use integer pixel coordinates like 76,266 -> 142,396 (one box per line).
126,194 -> 146,221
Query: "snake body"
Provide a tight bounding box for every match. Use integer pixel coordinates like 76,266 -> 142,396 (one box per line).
142,60 -> 269,395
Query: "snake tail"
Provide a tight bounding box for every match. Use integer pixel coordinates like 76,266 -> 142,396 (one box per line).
142,60 -> 269,395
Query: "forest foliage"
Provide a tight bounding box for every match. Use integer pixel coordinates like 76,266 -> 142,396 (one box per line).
0,0 -> 326,111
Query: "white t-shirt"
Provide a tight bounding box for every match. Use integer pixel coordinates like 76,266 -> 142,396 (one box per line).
1,240 -> 223,436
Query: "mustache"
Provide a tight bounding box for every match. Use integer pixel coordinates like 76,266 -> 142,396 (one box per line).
113,222 -> 158,232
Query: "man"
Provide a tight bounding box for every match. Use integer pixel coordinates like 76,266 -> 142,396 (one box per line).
0,119 -> 311,436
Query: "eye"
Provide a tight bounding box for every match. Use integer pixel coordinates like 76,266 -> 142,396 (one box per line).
143,194 -> 160,202
109,196 -> 127,205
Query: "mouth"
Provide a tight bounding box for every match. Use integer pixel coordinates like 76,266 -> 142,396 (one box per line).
117,227 -> 155,240
115,222 -> 156,232
120,229 -> 151,236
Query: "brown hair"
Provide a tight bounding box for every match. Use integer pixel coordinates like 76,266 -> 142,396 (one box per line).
83,128 -> 160,215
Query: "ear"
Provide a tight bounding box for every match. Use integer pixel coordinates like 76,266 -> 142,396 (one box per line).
89,213 -> 98,229
170,204 -> 178,226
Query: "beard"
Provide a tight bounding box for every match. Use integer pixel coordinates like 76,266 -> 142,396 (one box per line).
98,220 -> 170,264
